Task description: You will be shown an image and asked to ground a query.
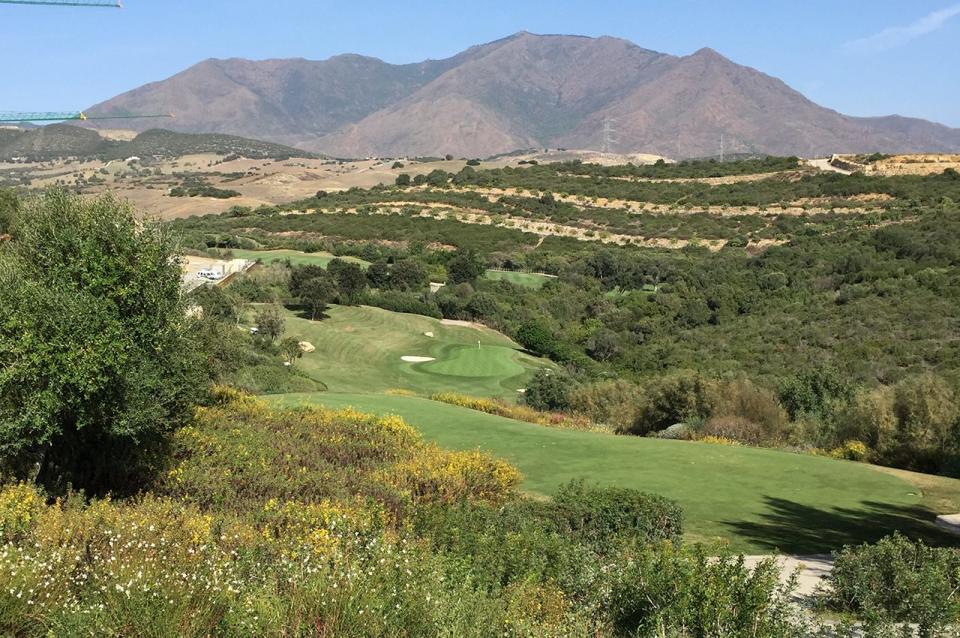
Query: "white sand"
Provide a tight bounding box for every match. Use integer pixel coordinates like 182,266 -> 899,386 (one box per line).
440,319 -> 483,329
424,331 -> 435,338
298,341 -> 316,353
401,356 -> 436,363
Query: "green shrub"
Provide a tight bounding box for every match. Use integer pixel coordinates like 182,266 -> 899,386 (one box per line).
523,369 -> 574,412
627,372 -> 717,436
361,290 -> 441,318
827,533 -> 960,634
610,545 -> 804,637
0,191 -> 204,495
550,480 -> 683,546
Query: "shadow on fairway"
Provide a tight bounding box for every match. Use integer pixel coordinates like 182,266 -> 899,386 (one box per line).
724,496 -> 959,554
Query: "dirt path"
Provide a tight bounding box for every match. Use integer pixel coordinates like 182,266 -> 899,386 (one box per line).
808,158 -> 852,176
742,555 -> 833,600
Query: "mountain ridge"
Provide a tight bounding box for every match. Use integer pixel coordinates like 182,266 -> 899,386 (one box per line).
84,32 -> 960,158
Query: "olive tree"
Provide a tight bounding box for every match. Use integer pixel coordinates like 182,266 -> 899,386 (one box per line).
0,191 -> 204,494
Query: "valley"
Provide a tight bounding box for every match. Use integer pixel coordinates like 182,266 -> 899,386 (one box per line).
3,6 -> 960,632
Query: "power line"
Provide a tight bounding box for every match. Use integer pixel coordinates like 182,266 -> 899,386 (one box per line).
0,0 -> 121,7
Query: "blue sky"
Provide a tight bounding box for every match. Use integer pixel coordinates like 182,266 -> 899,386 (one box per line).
2,0 -> 958,126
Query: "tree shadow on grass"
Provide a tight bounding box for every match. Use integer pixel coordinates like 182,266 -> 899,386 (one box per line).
724,496 -> 960,554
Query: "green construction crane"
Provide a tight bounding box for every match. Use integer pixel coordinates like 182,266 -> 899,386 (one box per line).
0,112 -> 173,124
0,1 -> 121,7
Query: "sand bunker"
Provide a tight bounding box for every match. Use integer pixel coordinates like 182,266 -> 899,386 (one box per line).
401,356 -> 436,363
424,331 -> 435,338
298,341 -> 316,353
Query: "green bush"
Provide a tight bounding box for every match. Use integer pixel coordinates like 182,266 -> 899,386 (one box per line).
0,191 -> 204,495
523,369 -> 574,412
610,545 -> 804,637
550,480 -> 683,546
361,290 -> 441,318
826,533 -> 960,634
627,372 -> 716,436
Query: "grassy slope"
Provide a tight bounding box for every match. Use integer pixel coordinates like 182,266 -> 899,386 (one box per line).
267,391 -> 960,554
484,270 -> 555,289
231,249 -> 369,268
283,305 -> 548,399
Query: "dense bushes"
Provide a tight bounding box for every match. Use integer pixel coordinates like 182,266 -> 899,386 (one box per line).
550,480 -> 683,546
0,191 -> 204,495
162,389 -> 519,517
453,162 -> 960,208
610,546 -> 804,637
827,534 -> 960,635
361,290 -> 441,318
0,392 -> 819,636
556,156 -> 802,180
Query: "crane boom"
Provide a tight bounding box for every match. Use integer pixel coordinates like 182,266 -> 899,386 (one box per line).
0,0 -> 121,7
0,112 -> 173,123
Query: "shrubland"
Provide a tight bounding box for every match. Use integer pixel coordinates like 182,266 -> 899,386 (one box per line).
171,168 -> 960,476
0,388 -> 814,637
3,176 -> 960,632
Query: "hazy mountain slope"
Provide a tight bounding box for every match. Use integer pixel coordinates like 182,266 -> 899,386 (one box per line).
84,33 -> 960,158
0,126 -> 315,161
558,48 -> 960,158
84,53 -> 470,145
0,125 -> 110,160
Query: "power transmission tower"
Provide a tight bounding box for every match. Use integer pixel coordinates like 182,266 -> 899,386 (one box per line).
602,117 -> 618,154
720,133 -> 725,163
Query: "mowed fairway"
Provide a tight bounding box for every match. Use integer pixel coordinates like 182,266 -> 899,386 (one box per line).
231,249 -> 370,268
281,305 -> 548,398
268,392 -> 960,554
484,270 -> 556,289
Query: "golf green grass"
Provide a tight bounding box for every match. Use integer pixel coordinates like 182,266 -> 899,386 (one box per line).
422,343 -> 527,378
267,391 -> 960,554
282,305 -> 548,399
231,249 -> 369,268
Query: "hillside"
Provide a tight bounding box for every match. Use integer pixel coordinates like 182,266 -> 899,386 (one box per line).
0,126 -> 316,162
85,32 -> 960,158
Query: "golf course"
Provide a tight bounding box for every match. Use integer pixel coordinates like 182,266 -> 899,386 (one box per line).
267,391 -> 960,553
280,305 -> 549,398
265,303 -> 960,554
230,248 -> 370,268
233,249 -> 555,288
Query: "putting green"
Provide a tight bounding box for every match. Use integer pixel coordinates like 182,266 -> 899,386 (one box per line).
421,343 -> 527,378
279,305 -> 549,399
268,392 -> 960,554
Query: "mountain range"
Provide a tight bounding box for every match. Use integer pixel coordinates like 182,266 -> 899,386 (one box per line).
85,32 -> 960,159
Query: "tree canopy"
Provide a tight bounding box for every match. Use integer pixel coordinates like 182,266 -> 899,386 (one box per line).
0,190 -> 204,494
